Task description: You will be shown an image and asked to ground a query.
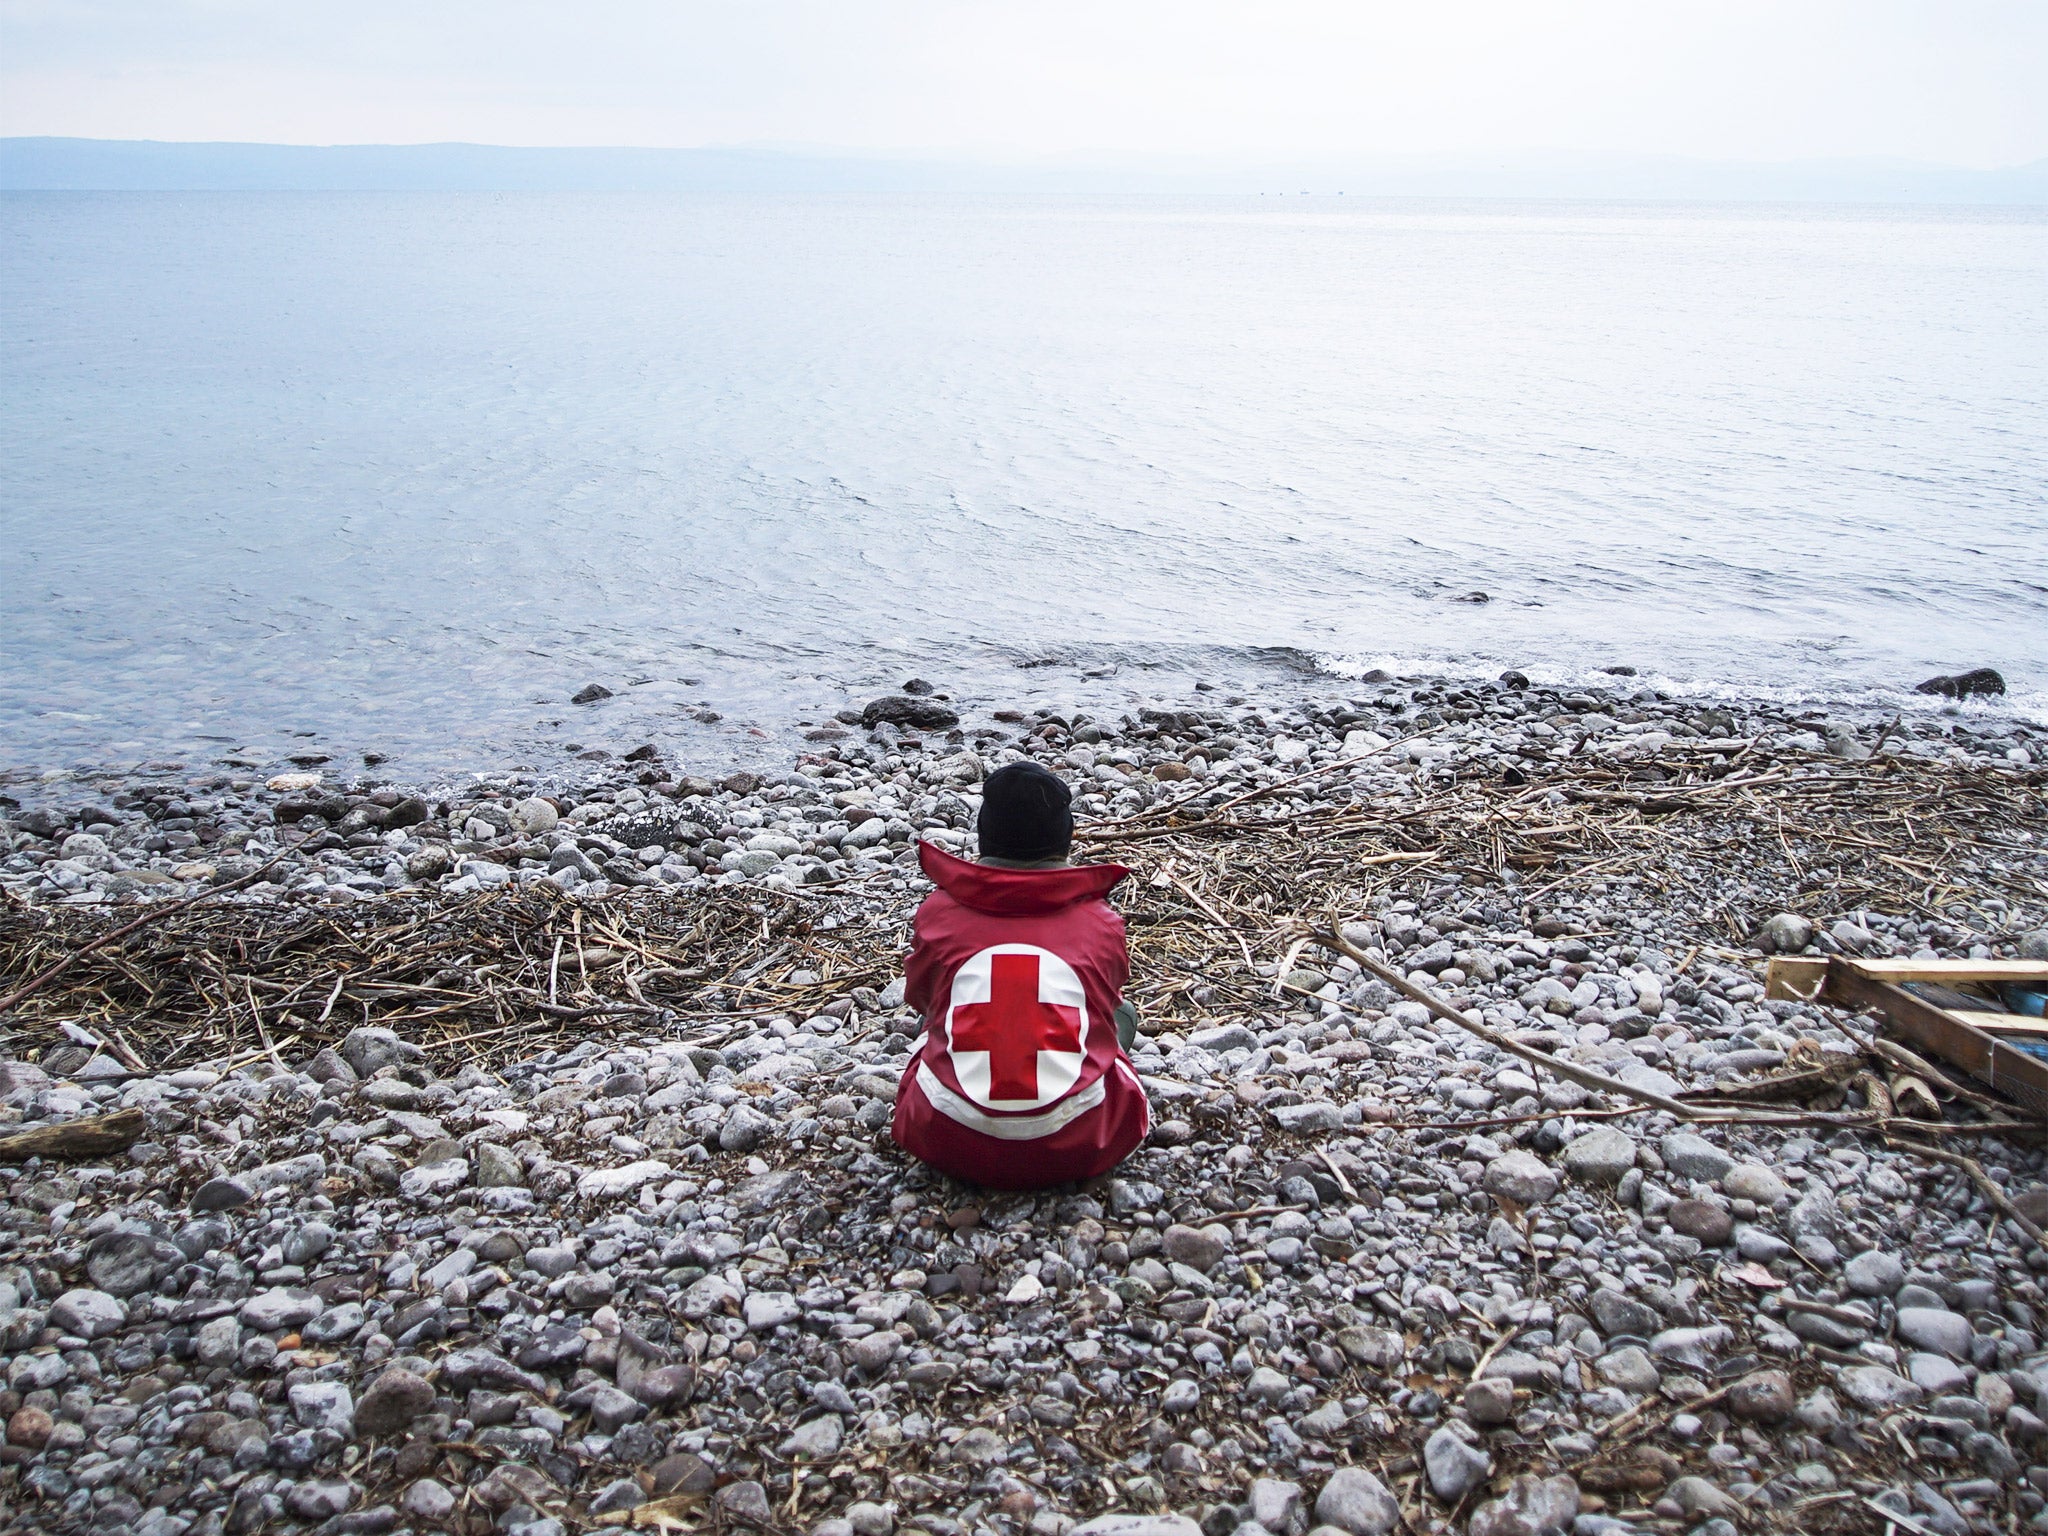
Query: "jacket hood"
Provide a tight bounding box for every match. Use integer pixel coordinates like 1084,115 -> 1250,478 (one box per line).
918,841 -> 1128,915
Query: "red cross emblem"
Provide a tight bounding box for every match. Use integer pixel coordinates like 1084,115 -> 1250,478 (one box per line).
945,945 -> 1088,1107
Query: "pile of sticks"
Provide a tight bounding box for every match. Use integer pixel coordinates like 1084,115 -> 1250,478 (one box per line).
0,741 -> 2040,1084
0,883 -> 908,1075
1089,738 -> 2047,1028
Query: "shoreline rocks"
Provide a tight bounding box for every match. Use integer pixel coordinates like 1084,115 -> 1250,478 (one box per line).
1917,668 -> 2007,699
1,672 -> 2038,917
0,673 -> 2043,1535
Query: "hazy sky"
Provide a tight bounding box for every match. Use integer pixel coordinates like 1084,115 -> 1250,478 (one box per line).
3,0 -> 2043,166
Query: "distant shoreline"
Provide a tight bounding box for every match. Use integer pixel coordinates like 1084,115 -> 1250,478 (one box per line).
6,137 -> 2045,203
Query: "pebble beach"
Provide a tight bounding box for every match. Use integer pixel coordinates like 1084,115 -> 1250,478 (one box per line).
3,670 -> 2047,1536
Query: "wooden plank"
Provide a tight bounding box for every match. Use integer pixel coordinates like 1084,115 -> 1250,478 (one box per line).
1823,966 -> 2048,1121
1841,959 -> 2048,984
1975,1015 -> 2048,1038
1766,957 -> 1830,1002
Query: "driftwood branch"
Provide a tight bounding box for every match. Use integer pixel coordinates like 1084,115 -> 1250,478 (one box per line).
1883,1136 -> 2047,1248
0,1108 -> 149,1162
1303,924 -> 1823,1126
1583,1369 -> 1768,1456
1863,1034 -> 2020,1119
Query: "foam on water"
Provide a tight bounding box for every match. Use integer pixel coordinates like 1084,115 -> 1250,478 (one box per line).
2,192 -> 2043,777
1314,651 -> 2048,729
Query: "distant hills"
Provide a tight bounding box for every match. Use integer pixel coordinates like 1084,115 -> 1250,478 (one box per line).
4,137 -> 2044,203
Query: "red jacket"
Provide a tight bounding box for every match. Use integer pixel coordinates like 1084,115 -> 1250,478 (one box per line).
892,842 -> 1150,1189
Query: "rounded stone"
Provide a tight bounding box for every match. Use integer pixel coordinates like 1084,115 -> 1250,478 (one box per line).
1160,1223 -> 1230,1274
1665,1199 -> 1734,1245
1728,1369 -> 1796,1424
1721,1162 -> 1792,1205
84,1229 -> 166,1298
1842,1249 -> 1905,1297
1423,1426 -> 1490,1502
779,1412 -> 843,1459
1896,1306 -> 1974,1360
1463,1377 -> 1516,1426
1838,1366 -> 1924,1413
850,1333 -> 900,1372
1657,1133 -> 1735,1182
285,1479 -> 358,1519
1316,1466 -> 1401,1536
1562,1126 -> 1637,1185
49,1288 -> 127,1340
651,1452 -> 718,1496
510,797 -> 560,836
403,1479 -> 456,1520
1481,1150 -> 1559,1206
474,1142 -> 524,1188
1246,1365 -> 1290,1402
1594,1347 -> 1661,1394
1755,913 -> 1815,953
189,1175 -> 254,1212
237,1287 -> 324,1332
355,1366 -> 437,1436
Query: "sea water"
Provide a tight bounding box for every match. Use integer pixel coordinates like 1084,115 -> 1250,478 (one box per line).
2,193 -> 2043,778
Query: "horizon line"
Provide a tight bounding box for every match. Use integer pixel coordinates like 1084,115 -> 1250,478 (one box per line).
5,134 -> 2045,169
5,137 -> 2043,203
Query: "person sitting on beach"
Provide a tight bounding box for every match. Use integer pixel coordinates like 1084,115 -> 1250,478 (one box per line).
890,762 -> 1149,1189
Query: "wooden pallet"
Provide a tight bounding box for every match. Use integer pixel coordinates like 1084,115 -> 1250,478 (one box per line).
1765,956 -> 2048,1119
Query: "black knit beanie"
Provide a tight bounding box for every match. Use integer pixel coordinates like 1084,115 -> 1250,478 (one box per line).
977,762 -> 1074,862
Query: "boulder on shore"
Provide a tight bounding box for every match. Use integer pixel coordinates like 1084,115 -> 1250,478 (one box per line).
861,695 -> 960,731
1915,668 -> 2004,698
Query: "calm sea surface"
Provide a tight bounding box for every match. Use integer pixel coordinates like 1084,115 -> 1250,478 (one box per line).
3,193 -> 2044,780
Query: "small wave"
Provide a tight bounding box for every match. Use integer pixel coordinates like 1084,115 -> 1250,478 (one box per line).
1312,648 -> 2048,726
